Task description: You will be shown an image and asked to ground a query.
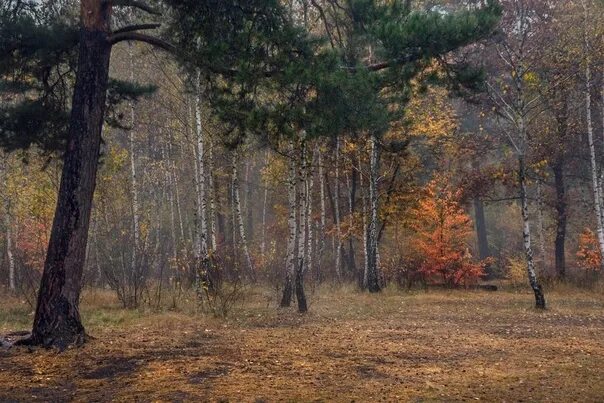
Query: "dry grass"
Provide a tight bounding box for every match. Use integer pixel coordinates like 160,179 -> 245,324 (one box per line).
0,285 -> 603,402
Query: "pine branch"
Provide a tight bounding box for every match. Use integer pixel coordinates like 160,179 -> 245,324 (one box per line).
108,32 -> 175,53
112,23 -> 161,35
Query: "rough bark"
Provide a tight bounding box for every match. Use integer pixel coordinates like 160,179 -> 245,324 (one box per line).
25,0 -> 113,348
366,134 -> 381,293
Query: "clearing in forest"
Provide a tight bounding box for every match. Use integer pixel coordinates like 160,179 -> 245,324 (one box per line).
1,286 -> 603,402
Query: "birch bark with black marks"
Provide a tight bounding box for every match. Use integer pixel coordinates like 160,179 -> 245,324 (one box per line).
128,42 -> 140,281
281,144 -> 297,307
317,147 -> 326,283
232,151 -> 255,280
296,139 -> 308,312
366,134 -> 381,293
519,155 -> 546,309
582,0 -> 604,269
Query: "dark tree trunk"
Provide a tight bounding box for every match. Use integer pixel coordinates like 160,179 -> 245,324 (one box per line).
553,159 -> 567,279
25,0 -> 112,349
473,197 -> 492,276
347,168 -> 357,274
295,260 -> 307,313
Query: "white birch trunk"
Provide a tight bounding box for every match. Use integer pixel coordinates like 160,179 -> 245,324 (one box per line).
5,204 -> 15,292
359,152 -> 369,288
194,77 -> 209,258
519,154 -> 546,308
298,143 -> 307,276
281,145 -> 297,307
261,151 -> 269,256
232,151 -> 255,278
582,0 -> 604,268
366,134 -> 381,292
208,141 -> 217,251
305,148 -> 313,276
128,44 -> 140,278
317,147 -> 327,282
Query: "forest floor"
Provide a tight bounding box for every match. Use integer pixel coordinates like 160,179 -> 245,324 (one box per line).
0,284 -> 603,402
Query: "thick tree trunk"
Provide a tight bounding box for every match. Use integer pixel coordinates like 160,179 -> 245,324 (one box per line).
366,134 -> 381,293
281,146 -> 297,307
519,155 -> 546,309
26,0 -> 112,348
552,160 -> 566,279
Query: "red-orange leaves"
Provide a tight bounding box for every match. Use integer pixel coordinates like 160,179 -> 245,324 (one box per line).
410,176 -> 485,287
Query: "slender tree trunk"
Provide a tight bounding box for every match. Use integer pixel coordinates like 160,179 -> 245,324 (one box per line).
296,141 -> 308,312
359,152 -> 369,289
334,136 -> 342,280
519,155 -> 546,309
207,141 -> 218,250
232,151 -> 255,279
305,149 -> 313,277
281,146 -> 297,307
582,5 -> 604,268
366,134 -> 381,293
347,166 -> 358,274
194,77 -> 208,259
552,160 -> 566,279
5,203 -> 15,292
317,148 -> 326,283
128,44 -> 140,281
536,180 -> 547,267
26,0 -> 113,348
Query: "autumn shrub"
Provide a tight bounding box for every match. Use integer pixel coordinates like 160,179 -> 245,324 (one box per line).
576,228 -> 602,285
410,176 -> 486,287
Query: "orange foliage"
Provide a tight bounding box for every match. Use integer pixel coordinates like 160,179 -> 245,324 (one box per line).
576,228 -> 602,272
410,176 -> 485,286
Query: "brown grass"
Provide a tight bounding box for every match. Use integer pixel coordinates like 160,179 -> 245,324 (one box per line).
1,285 -> 603,402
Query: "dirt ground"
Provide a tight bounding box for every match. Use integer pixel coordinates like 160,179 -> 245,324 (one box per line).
0,286 -> 603,402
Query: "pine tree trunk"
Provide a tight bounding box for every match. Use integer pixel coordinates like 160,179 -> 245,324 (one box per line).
519,155 -> 546,309
232,151 -> 255,279
366,134 -> 381,293
281,146 -> 297,307
26,0 -> 112,348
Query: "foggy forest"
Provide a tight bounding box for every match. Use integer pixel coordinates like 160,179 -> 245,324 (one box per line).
0,0 -> 603,401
